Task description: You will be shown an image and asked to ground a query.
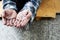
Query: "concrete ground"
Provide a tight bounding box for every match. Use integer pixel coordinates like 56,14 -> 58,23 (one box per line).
0,15 -> 60,40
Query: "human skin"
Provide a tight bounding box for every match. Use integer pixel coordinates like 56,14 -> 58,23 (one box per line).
2,9 -> 17,26
2,9 -> 32,28
14,10 -> 32,28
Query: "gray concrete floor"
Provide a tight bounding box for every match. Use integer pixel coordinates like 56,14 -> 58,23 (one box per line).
0,15 -> 60,40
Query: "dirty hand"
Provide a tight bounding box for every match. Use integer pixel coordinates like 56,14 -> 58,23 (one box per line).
14,10 -> 32,28
2,9 -> 17,26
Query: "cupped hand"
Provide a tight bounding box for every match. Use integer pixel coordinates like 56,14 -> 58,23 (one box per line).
2,9 -> 17,26
14,10 -> 32,28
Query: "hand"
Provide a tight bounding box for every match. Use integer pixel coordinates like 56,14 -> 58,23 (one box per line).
2,9 -> 17,26
14,10 -> 32,28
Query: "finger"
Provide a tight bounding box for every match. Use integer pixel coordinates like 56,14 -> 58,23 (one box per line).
2,18 -> 7,25
20,18 -> 29,27
16,19 -> 22,28
10,19 -> 13,26
16,22 -> 21,28
26,11 -> 32,19
14,20 -> 17,27
15,19 -> 21,27
14,18 -> 18,27
15,15 -> 22,27
12,18 -> 16,24
6,19 -> 10,26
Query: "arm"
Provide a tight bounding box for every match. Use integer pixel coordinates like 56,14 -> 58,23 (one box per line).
3,0 -> 17,11
22,0 -> 42,23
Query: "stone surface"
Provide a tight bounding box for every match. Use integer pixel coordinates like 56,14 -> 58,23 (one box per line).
0,15 -> 60,40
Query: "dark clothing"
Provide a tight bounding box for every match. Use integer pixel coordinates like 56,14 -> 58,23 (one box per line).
3,0 -> 41,22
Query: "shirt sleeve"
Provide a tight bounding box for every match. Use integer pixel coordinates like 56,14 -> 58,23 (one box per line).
22,0 -> 42,23
3,0 -> 17,11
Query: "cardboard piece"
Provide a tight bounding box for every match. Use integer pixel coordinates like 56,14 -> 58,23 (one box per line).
36,0 -> 60,20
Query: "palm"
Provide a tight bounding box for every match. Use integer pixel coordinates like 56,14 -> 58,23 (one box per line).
14,10 -> 32,27
4,9 -> 17,19
2,9 -> 17,26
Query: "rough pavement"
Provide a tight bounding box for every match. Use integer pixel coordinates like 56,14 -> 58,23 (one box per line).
0,15 -> 60,40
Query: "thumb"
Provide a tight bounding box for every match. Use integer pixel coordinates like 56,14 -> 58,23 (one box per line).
2,10 -> 6,18
26,10 -> 32,19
